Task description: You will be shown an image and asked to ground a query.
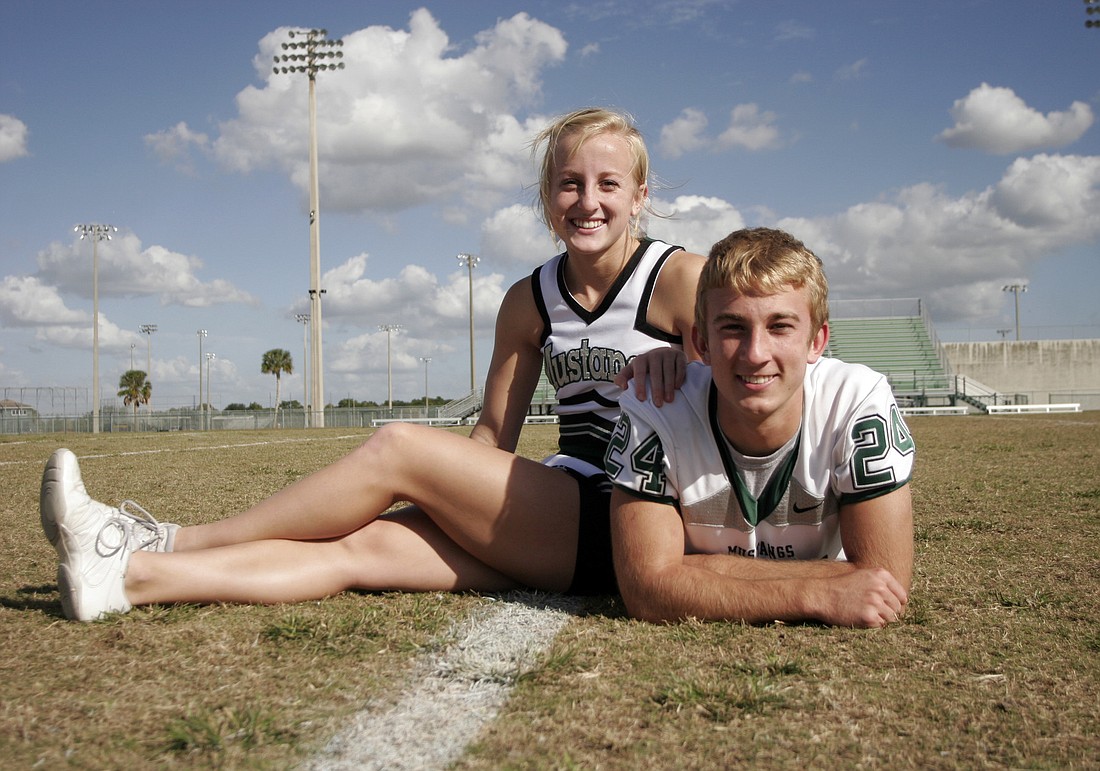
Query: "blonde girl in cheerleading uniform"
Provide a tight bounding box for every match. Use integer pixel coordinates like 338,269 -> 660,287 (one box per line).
40,107 -> 705,621
607,228 -> 913,628
535,237 -> 689,470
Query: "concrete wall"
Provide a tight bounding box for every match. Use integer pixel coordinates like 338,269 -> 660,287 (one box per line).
943,340 -> 1100,409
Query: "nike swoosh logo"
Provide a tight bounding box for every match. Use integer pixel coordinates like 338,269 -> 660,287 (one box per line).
793,502 -> 821,513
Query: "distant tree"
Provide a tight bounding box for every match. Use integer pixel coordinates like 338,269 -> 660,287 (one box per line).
280,399 -> 303,410
261,349 -> 293,427
247,401 -> 264,411
118,370 -> 151,419
337,397 -> 380,408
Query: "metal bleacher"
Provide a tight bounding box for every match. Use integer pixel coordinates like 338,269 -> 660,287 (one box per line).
826,302 -> 1081,415
826,298 -> 957,410
388,372 -> 558,428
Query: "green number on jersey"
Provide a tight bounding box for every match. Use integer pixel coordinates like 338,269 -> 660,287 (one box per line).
630,433 -> 666,496
851,415 -> 896,489
605,414 -> 666,496
605,414 -> 631,478
850,408 -> 914,489
890,404 -> 915,454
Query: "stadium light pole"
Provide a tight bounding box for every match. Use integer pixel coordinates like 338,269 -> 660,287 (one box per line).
76,224 -> 116,434
457,253 -> 480,392
197,329 -> 207,428
274,28 -> 344,429
379,324 -> 402,408
1087,0 -> 1100,28
139,324 -> 156,409
296,313 -> 310,426
1002,284 -> 1027,341
419,356 -> 432,408
205,353 -> 216,425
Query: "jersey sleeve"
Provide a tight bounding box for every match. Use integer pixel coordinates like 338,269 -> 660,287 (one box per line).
834,380 -> 916,504
604,398 -> 678,505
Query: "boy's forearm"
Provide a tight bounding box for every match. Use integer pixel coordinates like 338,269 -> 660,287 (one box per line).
621,561 -> 832,625
625,559 -> 905,628
683,552 -> 857,580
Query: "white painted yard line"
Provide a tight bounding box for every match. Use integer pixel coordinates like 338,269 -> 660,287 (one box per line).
12,436 -> 580,766
0,434 -> 369,467
302,593 -> 582,771
80,434 -> 369,459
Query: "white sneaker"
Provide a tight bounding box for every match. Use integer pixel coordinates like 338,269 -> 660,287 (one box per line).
56,534 -> 132,622
40,449 -> 178,555
118,500 -> 180,554
40,449 -> 165,621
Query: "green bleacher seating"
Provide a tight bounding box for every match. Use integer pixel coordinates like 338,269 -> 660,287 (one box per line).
826,315 -> 951,401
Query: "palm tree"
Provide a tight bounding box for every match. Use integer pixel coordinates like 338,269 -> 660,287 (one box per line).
118,369 -> 152,420
261,348 -> 293,427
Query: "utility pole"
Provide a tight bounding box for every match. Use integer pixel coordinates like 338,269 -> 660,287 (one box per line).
197,329 -> 207,428
274,28 -> 344,428
205,353 -> 216,425
76,224 -> 116,434
296,313 -> 310,426
1002,284 -> 1027,341
456,253 -> 480,392
140,324 -> 157,410
419,356 -> 432,408
379,324 -> 403,408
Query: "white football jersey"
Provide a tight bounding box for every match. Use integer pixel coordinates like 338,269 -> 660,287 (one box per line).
605,358 -> 915,560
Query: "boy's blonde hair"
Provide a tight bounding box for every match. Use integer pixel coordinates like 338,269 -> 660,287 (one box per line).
696,228 -> 829,338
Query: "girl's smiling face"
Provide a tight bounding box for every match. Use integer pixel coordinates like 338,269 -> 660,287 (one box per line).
547,131 -> 646,260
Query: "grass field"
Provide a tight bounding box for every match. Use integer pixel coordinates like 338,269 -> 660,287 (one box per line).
2,414 -> 1099,769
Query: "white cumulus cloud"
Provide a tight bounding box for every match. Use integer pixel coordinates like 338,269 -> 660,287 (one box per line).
659,105 -> 782,159
937,83 -> 1094,154
647,196 -> 747,255
316,252 -> 507,341
480,204 -> 556,268
0,114 -> 29,162
778,153 -> 1100,322
33,313 -> 139,352
209,10 -> 567,216
144,121 -> 211,173
835,58 -> 869,81
35,231 -> 257,308
0,275 -> 86,327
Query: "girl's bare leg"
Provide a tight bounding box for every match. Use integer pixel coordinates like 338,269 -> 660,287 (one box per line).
163,423 -> 584,590
126,507 -> 521,606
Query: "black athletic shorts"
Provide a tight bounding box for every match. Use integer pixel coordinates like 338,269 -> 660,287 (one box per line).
550,463 -> 618,596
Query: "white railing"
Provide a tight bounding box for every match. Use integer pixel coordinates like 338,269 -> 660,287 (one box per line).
370,417 -> 467,427
953,375 -> 1000,401
899,406 -> 970,416
985,403 -> 1081,414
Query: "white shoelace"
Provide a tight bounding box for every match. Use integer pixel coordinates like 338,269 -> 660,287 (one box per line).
96,500 -> 168,555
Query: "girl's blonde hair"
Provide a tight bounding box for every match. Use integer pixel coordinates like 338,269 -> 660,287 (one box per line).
530,107 -> 650,237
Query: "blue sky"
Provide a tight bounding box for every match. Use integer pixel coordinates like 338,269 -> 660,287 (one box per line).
2,0 -> 1098,412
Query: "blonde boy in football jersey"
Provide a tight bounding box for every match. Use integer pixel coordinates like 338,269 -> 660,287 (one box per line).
606,227 -> 913,628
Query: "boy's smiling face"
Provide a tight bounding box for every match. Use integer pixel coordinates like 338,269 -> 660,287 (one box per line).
693,283 -> 828,455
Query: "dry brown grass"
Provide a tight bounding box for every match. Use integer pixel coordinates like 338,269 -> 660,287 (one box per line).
464,413 -> 1100,769
2,415 -> 1098,768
